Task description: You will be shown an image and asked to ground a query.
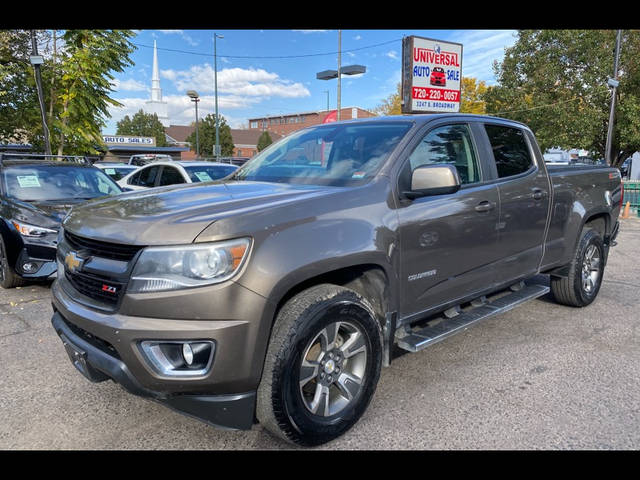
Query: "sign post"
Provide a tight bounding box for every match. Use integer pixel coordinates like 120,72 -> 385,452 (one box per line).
402,35 -> 463,114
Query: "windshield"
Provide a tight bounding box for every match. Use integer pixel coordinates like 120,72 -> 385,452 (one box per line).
230,121 -> 412,186
184,165 -> 238,182
2,165 -> 122,202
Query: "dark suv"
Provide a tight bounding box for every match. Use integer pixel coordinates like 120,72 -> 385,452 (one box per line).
0,154 -> 122,288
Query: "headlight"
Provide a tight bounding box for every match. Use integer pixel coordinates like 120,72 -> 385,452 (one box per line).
128,237 -> 251,293
11,220 -> 57,237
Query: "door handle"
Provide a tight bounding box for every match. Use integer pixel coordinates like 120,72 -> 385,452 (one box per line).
475,201 -> 495,213
532,189 -> 546,201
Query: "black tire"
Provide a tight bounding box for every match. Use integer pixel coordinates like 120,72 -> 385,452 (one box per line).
551,228 -> 605,307
0,235 -> 26,289
256,284 -> 383,446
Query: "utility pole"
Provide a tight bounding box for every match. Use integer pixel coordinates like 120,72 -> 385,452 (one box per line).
337,30 -> 342,121
605,29 -> 622,166
214,33 -> 223,161
30,30 -> 51,155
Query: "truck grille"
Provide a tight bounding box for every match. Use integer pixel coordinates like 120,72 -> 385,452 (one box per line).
64,231 -> 142,262
62,230 -> 142,309
65,269 -> 126,308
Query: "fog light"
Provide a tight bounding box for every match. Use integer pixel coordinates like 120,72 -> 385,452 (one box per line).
22,262 -> 40,273
139,340 -> 215,378
182,343 -> 194,365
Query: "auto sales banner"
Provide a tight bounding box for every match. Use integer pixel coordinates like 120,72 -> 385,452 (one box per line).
402,36 -> 463,114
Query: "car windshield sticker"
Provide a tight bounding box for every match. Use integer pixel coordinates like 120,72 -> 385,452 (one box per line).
194,171 -> 212,182
16,175 -> 41,188
352,171 -> 366,179
105,168 -> 116,175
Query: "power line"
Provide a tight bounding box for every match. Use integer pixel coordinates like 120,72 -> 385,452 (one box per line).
131,38 -> 401,60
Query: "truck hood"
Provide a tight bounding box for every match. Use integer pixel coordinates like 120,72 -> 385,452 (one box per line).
62,181 -> 338,245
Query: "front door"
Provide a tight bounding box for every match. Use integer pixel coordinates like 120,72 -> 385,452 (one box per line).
396,123 -> 501,320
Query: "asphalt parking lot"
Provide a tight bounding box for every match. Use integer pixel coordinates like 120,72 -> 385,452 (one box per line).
1,216 -> 639,450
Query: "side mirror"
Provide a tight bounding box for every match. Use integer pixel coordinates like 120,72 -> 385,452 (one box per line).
404,164 -> 461,199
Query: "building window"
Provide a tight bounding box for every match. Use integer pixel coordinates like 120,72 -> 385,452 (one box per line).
250,121 -> 258,129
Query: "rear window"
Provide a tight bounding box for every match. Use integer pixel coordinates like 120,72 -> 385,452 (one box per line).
484,125 -> 534,178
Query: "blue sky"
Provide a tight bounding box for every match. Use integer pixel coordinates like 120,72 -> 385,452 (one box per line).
105,29 -> 518,133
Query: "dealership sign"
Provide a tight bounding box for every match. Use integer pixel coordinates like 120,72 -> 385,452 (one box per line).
102,135 -> 156,146
402,36 -> 463,114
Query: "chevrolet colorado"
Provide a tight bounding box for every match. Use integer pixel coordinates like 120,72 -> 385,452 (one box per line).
50,114 -> 622,446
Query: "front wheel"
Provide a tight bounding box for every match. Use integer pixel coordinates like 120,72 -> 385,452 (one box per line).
256,284 -> 382,446
551,228 -> 605,307
0,236 -> 26,289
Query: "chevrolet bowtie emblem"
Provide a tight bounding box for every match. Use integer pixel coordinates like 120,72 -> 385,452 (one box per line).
64,251 -> 83,272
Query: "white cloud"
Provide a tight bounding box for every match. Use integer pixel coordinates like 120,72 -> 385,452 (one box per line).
158,29 -> 199,47
163,65 -> 311,100
111,78 -> 148,92
386,50 -> 399,60
292,30 -> 330,34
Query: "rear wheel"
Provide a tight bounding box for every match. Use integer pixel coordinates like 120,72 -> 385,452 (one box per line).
256,284 -> 382,446
0,236 -> 26,289
551,228 -> 605,307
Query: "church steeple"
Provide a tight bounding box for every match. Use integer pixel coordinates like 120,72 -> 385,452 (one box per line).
145,40 -> 170,127
151,40 -> 162,102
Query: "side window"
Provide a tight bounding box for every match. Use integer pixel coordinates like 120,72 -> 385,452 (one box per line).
137,166 -> 160,188
406,124 -> 480,185
158,166 -> 186,186
127,171 -> 141,186
484,124 -> 533,178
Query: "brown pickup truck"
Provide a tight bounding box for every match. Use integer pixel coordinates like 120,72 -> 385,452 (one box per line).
51,114 -> 622,446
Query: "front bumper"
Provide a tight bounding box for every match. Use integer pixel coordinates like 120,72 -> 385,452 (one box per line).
51,311 -> 256,429
51,273 -> 276,430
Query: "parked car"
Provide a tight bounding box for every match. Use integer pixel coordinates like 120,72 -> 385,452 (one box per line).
117,161 -> 238,191
51,115 -> 621,446
620,158 -> 631,178
128,154 -> 173,167
94,162 -> 138,181
430,67 -> 446,86
0,154 -> 122,288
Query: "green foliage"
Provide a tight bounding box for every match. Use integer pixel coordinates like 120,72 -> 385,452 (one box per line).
116,109 -> 167,147
485,29 -> 640,166
185,114 -> 234,157
0,29 -> 136,155
0,30 -> 43,145
257,130 -> 273,151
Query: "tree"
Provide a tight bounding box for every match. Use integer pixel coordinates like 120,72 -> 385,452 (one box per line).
257,130 -> 273,151
373,82 -> 402,116
116,109 -> 167,147
52,30 -> 136,155
0,30 -> 44,145
460,77 -> 488,114
185,114 -> 234,157
1,30 -> 136,155
485,29 -> 640,167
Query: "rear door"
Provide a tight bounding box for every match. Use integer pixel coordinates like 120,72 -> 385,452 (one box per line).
481,123 -> 551,281
395,121 -> 502,319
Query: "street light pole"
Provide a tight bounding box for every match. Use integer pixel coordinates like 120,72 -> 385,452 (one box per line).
605,29 -> 622,166
214,33 -> 223,160
187,90 -> 200,158
337,30 -> 342,121
29,30 -> 51,155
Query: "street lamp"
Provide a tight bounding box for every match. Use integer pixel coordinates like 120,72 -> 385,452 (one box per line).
187,90 -> 200,158
213,33 -> 224,160
316,31 -> 366,121
30,30 -> 51,155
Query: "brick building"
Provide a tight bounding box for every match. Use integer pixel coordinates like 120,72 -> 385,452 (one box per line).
248,107 -> 376,137
164,125 -> 282,160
